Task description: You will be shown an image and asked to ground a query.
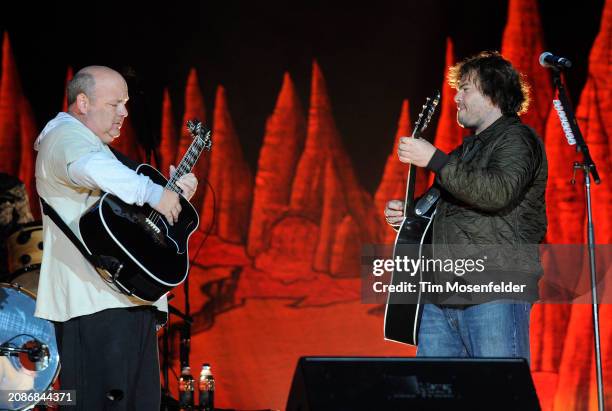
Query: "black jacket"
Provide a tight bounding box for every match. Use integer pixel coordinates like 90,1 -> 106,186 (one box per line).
426,114 -> 548,302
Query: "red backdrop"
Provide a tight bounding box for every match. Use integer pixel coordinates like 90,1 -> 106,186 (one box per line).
0,0 -> 610,409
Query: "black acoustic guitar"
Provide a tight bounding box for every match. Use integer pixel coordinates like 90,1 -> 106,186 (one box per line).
79,120 -> 211,302
384,91 -> 440,346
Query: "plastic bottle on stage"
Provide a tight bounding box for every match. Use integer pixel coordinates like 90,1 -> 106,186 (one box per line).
199,363 -> 215,411
179,366 -> 195,409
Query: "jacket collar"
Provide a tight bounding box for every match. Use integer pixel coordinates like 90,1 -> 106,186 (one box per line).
475,114 -> 521,142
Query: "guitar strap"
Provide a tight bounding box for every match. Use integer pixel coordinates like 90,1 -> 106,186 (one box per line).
108,146 -> 139,171
39,147 -> 140,288
40,197 -> 123,278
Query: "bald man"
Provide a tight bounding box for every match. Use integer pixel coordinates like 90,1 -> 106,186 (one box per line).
34,66 -> 197,410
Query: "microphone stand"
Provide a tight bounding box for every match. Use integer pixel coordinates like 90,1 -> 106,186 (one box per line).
0,342 -> 45,361
550,68 -> 604,411
0,345 -> 31,356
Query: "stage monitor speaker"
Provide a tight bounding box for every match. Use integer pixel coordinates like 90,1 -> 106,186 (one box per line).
286,357 -> 541,411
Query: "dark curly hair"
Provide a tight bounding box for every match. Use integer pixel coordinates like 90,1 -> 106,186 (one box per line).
448,51 -> 530,115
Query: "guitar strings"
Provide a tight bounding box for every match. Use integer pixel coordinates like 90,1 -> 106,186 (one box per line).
149,143 -> 198,224
148,133 -> 207,226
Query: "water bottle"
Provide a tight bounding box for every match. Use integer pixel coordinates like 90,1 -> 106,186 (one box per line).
198,363 -> 215,411
179,366 -> 195,409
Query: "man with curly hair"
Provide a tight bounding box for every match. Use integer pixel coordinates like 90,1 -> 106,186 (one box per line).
385,51 -> 547,360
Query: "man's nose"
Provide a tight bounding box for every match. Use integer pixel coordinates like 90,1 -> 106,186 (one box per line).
118,104 -> 128,117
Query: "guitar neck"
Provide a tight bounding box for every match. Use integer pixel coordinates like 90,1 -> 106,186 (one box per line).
166,132 -> 209,193
403,163 -> 418,215
400,90 -> 440,217
403,127 -> 420,216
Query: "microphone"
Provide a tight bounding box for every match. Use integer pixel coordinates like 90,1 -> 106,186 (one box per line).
26,340 -> 46,363
539,52 -> 572,69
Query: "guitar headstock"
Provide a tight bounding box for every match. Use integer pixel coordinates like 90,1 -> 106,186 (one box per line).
412,90 -> 440,138
186,119 -> 212,151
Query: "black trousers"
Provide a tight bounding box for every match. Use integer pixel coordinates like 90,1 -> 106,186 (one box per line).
54,307 -> 160,410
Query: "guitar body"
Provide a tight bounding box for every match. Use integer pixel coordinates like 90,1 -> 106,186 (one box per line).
79,164 -> 199,302
384,208 -> 434,346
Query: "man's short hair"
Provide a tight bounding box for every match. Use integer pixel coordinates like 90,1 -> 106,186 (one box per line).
448,51 -> 530,115
66,70 -> 96,106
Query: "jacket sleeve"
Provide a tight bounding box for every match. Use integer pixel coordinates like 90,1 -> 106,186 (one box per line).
433,127 -> 541,212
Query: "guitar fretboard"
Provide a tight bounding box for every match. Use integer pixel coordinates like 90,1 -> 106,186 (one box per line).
166,129 -> 211,194
402,91 -> 440,216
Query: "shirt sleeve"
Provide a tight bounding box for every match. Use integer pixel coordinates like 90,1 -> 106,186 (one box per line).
68,151 -> 163,207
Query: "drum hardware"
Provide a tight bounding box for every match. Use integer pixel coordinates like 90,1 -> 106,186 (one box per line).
0,339 -> 50,372
0,283 -> 60,411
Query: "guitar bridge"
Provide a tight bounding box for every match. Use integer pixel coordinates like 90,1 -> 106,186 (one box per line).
145,218 -> 161,234
142,217 -> 169,248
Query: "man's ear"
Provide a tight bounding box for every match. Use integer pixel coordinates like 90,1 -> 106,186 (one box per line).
76,93 -> 89,114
